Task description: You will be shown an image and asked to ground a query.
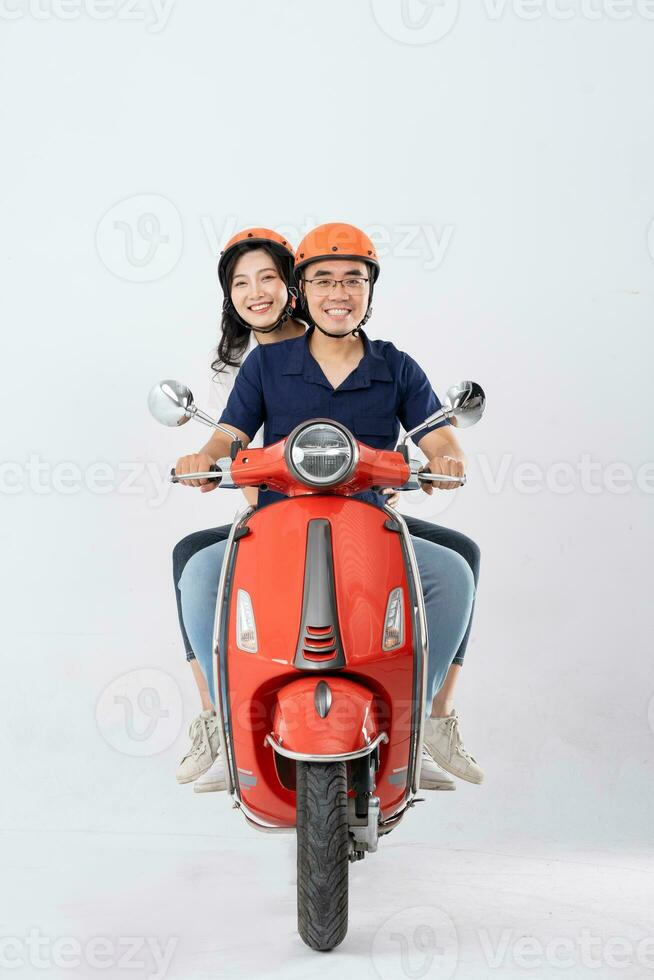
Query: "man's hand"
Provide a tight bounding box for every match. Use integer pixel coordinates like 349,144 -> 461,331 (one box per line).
420,456 -> 465,494
382,488 -> 400,508
174,452 -> 219,492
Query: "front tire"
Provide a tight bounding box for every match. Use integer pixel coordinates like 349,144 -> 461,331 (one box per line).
296,761 -> 349,951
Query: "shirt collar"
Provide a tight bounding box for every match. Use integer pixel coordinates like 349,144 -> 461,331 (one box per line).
282,327 -> 393,388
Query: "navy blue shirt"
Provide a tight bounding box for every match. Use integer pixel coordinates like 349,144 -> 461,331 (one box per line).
219,327 -> 446,509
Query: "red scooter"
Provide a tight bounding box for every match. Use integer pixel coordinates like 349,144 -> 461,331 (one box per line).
149,380 -> 485,950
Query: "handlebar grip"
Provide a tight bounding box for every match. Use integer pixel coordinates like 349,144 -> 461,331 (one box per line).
418,471 -> 467,487
170,464 -> 221,484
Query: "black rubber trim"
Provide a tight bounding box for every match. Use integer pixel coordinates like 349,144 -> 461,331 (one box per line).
384,517 -> 402,533
293,519 -> 346,671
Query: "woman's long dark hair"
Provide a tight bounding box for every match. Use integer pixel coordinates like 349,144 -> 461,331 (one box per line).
211,245 -> 291,374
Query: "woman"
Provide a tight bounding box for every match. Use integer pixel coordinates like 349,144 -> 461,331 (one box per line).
174,229 -> 305,789
176,223 -> 483,793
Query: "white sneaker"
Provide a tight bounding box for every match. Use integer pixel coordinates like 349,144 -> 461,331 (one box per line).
193,752 -> 227,793
419,748 -> 456,791
423,710 -> 484,784
176,709 -> 219,784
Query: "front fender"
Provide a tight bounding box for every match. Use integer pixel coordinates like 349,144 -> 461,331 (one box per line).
267,676 -> 383,760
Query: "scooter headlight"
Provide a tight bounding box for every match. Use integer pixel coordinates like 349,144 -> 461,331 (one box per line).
286,420 -> 357,488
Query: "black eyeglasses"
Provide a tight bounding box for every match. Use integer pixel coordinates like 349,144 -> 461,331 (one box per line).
303,277 -> 370,295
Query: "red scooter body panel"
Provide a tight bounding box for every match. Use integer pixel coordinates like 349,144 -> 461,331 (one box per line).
222,496 -> 417,828
272,677 -> 379,755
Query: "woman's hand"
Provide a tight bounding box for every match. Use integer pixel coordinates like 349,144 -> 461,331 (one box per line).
382,488 -> 400,508
420,456 -> 465,494
174,452 -> 219,492
242,486 -> 259,508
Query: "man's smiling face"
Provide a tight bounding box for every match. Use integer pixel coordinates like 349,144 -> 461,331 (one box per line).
301,258 -> 370,336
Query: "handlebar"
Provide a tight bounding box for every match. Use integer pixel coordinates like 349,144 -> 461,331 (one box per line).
169,463 -> 465,490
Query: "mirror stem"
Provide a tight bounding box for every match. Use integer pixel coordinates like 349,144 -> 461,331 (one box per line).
400,407 -> 452,447
189,406 -> 239,441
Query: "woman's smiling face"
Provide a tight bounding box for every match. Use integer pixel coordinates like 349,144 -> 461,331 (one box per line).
230,248 -> 288,328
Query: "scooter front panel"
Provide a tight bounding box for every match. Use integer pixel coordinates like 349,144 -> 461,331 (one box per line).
222,497 -> 420,826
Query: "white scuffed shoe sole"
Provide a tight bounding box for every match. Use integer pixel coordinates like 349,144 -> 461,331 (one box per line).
419,749 -> 456,791
193,754 -> 227,793
176,758 -> 213,785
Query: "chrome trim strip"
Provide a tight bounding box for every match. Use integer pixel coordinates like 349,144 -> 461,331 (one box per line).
211,505 -> 255,799
213,456 -> 237,488
265,731 -> 389,763
233,799 -> 295,834
383,505 -> 428,796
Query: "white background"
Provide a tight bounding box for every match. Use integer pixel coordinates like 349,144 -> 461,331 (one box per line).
2,1 -> 653,977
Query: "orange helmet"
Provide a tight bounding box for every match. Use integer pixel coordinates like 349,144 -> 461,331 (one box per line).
294,222 -> 380,282
295,223 -> 379,334
217,227 -> 295,293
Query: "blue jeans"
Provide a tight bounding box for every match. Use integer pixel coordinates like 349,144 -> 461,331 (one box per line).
179,536 -> 474,717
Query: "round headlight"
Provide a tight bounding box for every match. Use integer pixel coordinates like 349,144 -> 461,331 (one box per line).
287,421 -> 356,487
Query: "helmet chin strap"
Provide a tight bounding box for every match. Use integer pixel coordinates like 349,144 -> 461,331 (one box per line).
223,287 -> 298,335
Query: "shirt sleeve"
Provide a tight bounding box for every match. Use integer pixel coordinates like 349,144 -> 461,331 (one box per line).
218,346 -> 265,441
397,352 -> 446,442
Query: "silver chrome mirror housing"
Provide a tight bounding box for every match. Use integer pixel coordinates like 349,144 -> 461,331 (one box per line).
443,380 -> 485,428
401,380 -> 486,446
148,380 -> 195,427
